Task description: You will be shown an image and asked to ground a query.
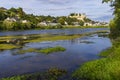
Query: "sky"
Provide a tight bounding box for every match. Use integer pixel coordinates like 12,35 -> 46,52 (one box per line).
0,0 -> 113,22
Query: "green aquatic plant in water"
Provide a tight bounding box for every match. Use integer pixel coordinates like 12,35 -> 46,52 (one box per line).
39,46 -> 66,54
0,44 -> 21,50
1,68 -> 67,80
24,34 -> 82,43
17,48 -> 36,54
73,40 -> 120,80
18,46 -> 66,54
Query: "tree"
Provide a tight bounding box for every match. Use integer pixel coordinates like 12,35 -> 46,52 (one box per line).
2,20 -> 14,30
17,7 -> 25,18
0,11 -> 7,21
103,0 -> 120,38
58,18 -> 65,25
79,20 -> 84,26
9,7 -> 17,13
0,21 -> 3,30
66,17 -> 78,25
70,13 -> 75,16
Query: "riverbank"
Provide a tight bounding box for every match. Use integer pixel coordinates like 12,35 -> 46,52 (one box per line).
0,26 -> 109,32
73,38 -> 120,80
63,25 -> 109,29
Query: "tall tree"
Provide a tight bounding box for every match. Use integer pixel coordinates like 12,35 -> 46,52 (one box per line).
103,0 -> 120,38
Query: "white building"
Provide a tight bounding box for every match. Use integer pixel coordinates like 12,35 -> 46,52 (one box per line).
5,17 -> 17,22
21,20 -> 29,23
37,22 -> 48,26
48,22 -> 59,26
84,22 -> 93,26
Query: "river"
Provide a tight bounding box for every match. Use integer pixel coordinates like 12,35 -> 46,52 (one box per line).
0,28 -> 112,79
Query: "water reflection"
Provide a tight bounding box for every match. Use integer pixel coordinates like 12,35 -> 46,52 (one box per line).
0,28 -> 109,36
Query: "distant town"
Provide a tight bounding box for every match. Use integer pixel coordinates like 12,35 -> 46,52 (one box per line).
0,7 -> 108,31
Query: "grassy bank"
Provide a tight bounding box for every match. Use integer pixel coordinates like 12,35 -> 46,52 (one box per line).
18,46 -> 66,54
73,39 -> 120,80
0,26 -> 109,32
63,26 -> 109,29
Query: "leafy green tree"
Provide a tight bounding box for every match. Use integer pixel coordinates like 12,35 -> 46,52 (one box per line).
0,21 -> 3,30
103,0 -> 120,38
2,20 -> 14,30
79,20 -> 84,26
17,7 -> 25,18
46,15 -> 54,22
12,22 -> 21,30
84,18 -> 92,22
0,11 -> 7,21
66,17 -> 78,25
9,7 -> 18,13
70,13 -> 75,16
58,18 -> 65,25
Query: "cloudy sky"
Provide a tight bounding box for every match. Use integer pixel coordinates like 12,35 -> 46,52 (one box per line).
0,0 -> 113,22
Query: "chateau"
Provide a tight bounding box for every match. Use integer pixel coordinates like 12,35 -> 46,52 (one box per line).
69,13 -> 86,21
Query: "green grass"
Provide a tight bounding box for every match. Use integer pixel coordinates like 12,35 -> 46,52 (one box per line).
99,47 -> 113,57
0,44 -> 21,50
1,68 -> 66,80
0,34 -> 82,43
25,30 -> 109,43
63,25 -> 109,29
39,46 -> 66,54
18,46 -> 66,54
24,34 -> 82,43
72,39 -> 120,80
17,48 -> 36,54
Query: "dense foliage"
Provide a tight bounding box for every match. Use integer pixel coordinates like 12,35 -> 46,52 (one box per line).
103,0 -> 120,38
0,7 -> 98,31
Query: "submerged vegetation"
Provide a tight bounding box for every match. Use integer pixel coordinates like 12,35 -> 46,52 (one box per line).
18,46 -> 66,54
0,30 -> 109,50
1,68 -> 67,80
24,34 -> 82,43
39,46 -> 66,54
0,44 -> 21,50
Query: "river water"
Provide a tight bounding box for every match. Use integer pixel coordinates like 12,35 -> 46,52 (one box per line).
0,28 -> 112,78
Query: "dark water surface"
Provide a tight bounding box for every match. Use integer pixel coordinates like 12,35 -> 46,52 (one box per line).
0,28 -> 111,78
0,28 -> 109,36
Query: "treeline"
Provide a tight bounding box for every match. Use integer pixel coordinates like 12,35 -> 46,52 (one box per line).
0,21 -> 63,30
0,7 -> 93,31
